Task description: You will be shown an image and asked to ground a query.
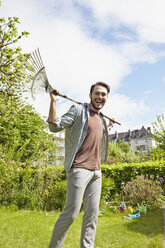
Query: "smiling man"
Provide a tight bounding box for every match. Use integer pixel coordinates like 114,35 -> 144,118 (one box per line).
48,82 -> 112,248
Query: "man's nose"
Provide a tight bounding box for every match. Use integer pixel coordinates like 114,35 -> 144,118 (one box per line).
97,93 -> 102,98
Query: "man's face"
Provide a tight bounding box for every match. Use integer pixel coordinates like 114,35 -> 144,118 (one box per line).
89,85 -> 108,111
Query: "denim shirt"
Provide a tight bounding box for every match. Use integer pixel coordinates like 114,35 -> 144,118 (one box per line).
48,103 -> 108,171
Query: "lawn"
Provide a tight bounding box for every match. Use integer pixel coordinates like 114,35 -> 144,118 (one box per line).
0,207 -> 163,248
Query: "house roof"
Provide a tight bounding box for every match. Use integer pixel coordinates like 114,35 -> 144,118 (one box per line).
109,126 -> 151,142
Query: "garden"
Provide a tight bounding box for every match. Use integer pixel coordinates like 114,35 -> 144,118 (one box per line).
0,4 -> 165,248
0,158 -> 165,247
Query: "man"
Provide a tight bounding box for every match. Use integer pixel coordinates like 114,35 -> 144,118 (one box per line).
48,82 -> 113,248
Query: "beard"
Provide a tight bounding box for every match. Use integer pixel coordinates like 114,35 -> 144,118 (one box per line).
90,100 -> 104,111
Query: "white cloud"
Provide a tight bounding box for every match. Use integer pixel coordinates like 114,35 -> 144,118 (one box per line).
103,93 -> 150,126
77,0 -> 165,43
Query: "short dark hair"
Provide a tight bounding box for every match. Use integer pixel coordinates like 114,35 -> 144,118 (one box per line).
90,82 -> 110,94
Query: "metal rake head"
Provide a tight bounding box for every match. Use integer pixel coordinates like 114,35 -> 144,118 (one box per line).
29,48 -> 54,99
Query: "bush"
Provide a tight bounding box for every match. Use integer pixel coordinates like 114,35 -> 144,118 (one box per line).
122,175 -> 164,207
101,175 -> 115,202
107,141 -> 148,164
0,157 -> 67,211
150,147 -> 165,161
43,180 -> 67,211
1,159 -> 165,211
101,161 -> 165,195
107,142 -> 124,164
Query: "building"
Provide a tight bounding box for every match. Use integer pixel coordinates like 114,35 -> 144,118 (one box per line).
109,126 -> 156,152
53,130 -> 65,165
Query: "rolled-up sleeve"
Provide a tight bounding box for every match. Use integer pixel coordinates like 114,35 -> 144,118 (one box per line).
47,105 -> 77,133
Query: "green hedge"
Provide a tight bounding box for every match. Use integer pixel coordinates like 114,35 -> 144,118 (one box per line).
102,160 -> 165,194
0,159 -> 165,210
0,157 -> 66,210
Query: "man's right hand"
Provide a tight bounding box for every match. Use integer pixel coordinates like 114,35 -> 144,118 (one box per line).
48,89 -> 59,122
50,89 -> 60,102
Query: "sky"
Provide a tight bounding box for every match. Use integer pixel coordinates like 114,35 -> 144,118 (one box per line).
1,0 -> 165,133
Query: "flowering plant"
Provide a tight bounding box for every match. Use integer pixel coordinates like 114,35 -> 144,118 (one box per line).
122,175 -> 164,207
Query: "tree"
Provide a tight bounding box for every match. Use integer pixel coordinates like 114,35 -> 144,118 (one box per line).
152,114 -> 165,150
149,146 -> 165,161
107,142 -> 125,164
117,140 -> 130,153
0,14 -> 57,165
0,96 -> 57,163
0,16 -> 32,101
107,140 -> 148,164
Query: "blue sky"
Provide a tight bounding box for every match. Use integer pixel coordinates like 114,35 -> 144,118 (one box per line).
1,0 -> 165,133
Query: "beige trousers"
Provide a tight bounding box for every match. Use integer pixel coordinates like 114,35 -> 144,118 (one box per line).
49,168 -> 102,248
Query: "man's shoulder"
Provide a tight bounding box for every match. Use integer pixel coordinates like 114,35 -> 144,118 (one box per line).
67,103 -> 88,121
72,102 -> 87,112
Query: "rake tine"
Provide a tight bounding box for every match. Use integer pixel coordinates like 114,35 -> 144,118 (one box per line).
32,51 -> 41,70
28,57 -> 38,74
36,49 -> 49,83
37,48 -> 44,68
43,69 -> 49,84
36,49 -> 49,82
35,49 -> 43,69
31,54 -> 40,71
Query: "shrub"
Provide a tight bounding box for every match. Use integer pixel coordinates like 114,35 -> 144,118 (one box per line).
0,156 -> 67,211
122,175 -> 164,207
101,161 -> 165,194
107,141 -> 148,164
101,175 -> 115,202
107,142 -> 124,164
1,158 -> 165,211
43,180 -> 67,211
150,147 -> 165,161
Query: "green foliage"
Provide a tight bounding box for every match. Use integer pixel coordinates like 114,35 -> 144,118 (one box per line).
1,159 -> 165,211
122,175 -> 164,207
0,15 -> 57,164
107,141 -> 147,164
0,96 -> 57,163
37,166 -> 66,211
152,114 -> 165,150
101,175 -> 115,202
117,140 -> 130,153
150,146 -> 165,161
0,16 -> 32,99
43,180 -> 67,211
107,142 -> 124,164
0,12 -> 63,210
101,161 -> 165,195
0,157 -> 67,210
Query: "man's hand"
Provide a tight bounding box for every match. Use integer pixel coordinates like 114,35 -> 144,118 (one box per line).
48,89 -> 60,122
107,119 -> 114,131
50,89 -> 60,102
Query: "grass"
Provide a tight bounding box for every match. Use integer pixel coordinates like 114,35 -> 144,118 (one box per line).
0,207 -> 163,248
